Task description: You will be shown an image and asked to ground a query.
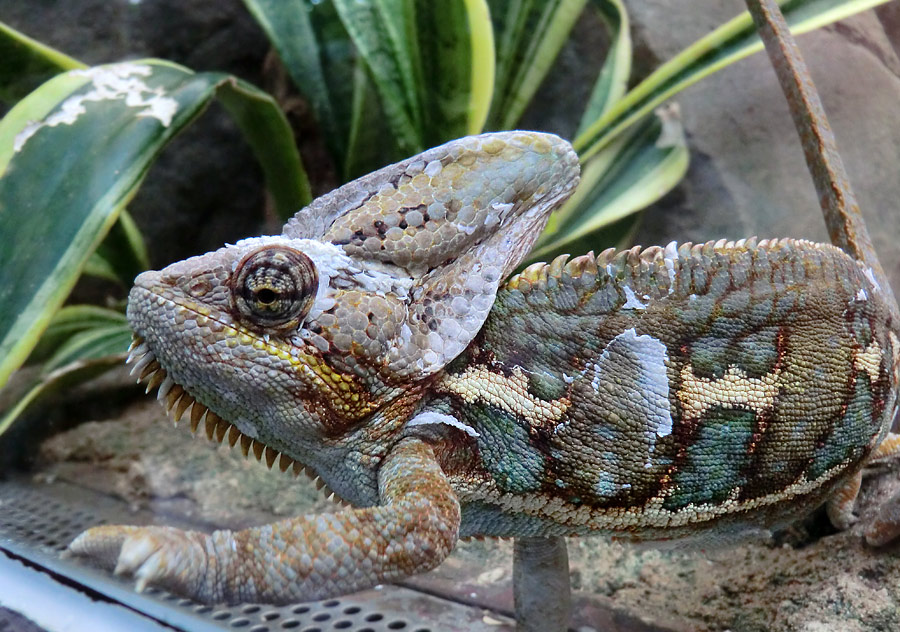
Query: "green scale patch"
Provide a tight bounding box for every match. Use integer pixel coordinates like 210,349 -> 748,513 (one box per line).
664,407 -> 756,511
807,372 -> 874,481
470,403 -> 545,493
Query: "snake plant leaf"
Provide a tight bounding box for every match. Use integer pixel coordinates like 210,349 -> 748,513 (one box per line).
0,22 -> 151,288
344,62 -> 400,181
86,208 -> 151,287
245,0 -> 492,170
42,323 -> 134,373
531,106 -> 688,262
332,0 -> 424,154
416,0 -> 494,144
0,21 -> 84,105
574,0 -> 893,160
486,0 -> 587,131
575,0 -> 631,136
214,77 -> 311,220
0,324 -> 132,437
26,306 -> 128,365
242,0 -> 361,173
0,60 -> 309,389
332,0 -> 493,155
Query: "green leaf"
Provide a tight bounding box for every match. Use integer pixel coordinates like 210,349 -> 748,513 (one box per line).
86,209 -> 150,286
0,60 -> 308,389
576,0 -> 631,136
26,305 -> 127,364
242,0 -> 360,172
332,0 -> 494,154
0,25 -> 152,287
0,324 -> 131,438
416,0 -> 495,143
574,0 -> 893,160
531,106 -> 688,261
462,0 -> 495,135
245,0 -> 492,171
344,61 -> 401,180
43,324 -> 133,373
215,76 -> 311,221
0,21 -> 84,105
333,0 -> 424,154
486,0 -> 587,130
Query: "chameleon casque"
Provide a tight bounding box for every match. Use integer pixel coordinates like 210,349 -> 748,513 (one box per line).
68,130 -> 900,605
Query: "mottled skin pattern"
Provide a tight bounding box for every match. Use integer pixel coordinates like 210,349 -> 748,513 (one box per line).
69,132 -> 900,604
435,239 -> 899,540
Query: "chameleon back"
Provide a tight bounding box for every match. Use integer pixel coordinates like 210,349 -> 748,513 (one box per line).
434,238 -> 899,541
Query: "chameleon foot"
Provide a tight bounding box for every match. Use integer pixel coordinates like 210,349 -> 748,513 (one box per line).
825,433 -> 900,539
861,432 -> 900,546
825,471 -> 861,531
68,525 -> 213,597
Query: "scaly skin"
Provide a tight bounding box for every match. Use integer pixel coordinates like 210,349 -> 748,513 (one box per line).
69,131 -> 900,604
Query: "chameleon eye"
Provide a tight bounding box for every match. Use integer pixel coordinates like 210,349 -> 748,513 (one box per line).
230,246 -> 318,331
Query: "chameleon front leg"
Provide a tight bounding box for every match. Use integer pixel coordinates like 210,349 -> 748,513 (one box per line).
68,438 -> 460,604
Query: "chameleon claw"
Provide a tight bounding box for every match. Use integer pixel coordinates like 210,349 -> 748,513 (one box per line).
70,525 -> 213,599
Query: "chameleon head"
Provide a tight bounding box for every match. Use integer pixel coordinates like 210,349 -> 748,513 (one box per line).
125,131 -> 581,460
125,234 -> 413,452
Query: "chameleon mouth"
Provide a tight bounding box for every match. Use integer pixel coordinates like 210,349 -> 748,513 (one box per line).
125,334 -> 347,503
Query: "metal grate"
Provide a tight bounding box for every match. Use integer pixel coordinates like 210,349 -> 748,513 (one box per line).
0,479 -> 509,632
0,607 -> 48,632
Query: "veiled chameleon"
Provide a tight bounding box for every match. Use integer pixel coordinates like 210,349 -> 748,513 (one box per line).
66,128 -> 900,604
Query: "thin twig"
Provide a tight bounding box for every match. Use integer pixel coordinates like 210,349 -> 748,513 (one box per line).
745,0 -> 896,311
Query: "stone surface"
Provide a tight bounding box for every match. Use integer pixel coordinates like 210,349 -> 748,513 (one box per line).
625,1 -> 900,294
38,398 -> 335,530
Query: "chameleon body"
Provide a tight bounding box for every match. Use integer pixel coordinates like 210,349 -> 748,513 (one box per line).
69,131 -> 900,604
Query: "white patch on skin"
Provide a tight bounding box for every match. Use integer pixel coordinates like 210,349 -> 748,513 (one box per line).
407,411 -> 480,437
562,373 -> 575,384
487,201 -> 513,227
664,240 -> 678,294
864,267 -> 882,293
406,160 -> 425,175
14,63 -> 178,152
590,328 -> 673,439
232,415 -> 259,439
622,286 -> 647,310
856,288 -> 868,302
424,160 -> 443,177
854,341 -> 883,385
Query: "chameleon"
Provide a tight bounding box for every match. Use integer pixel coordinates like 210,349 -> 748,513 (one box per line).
68,129 -> 900,605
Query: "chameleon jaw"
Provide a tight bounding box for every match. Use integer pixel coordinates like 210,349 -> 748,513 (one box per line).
124,335 -> 348,504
